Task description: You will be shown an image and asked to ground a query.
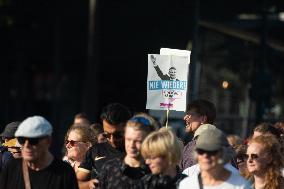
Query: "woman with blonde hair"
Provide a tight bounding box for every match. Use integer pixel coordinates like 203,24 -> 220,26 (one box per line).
141,127 -> 186,189
246,134 -> 284,189
63,125 -> 96,172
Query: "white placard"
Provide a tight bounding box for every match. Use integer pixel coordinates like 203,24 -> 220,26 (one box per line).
146,54 -> 189,111
160,48 -> 191,64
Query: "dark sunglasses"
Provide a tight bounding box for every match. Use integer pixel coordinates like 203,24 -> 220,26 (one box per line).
103,131 -> 124,139
65,140 -> 85,147
236,154 -> 247,164
244,153 -> 259,161
17,137 -> 46,146
196,148 -> 219,156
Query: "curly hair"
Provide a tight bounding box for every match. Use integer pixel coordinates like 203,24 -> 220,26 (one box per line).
249,135 -> 284,189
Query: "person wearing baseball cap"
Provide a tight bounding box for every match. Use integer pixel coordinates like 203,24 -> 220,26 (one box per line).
179,129 -> 250,189
0,116 -> 79,189
0,121 -> 21,172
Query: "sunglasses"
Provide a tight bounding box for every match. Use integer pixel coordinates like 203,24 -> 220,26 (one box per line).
196,148 -> 219,156
236,154 -> 247,164
65,140 -> 85,147
244,153 -> 259,161
102,131 -> 124,139
17,137 -> 46,146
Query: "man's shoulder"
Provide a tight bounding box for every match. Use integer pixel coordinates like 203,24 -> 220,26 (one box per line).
183,139 -> 196,152
102,157 -> 122,169
89,142 -> 112,152
178,174 -> 199,189
49,159 -> 75,172
89,143 -> 125,161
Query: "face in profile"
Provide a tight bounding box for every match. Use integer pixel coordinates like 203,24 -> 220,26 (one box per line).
183,109 -> 204,133
102,120 -> 125,149
168,68 -> 177,80
145,156 -> 169,175
65,130 -> 90,161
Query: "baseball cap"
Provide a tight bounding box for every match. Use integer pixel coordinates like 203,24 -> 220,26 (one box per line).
0,121 -> 21,138
15,116 -> 52,138
196,128 -> 229,151
193,123 -> 217,139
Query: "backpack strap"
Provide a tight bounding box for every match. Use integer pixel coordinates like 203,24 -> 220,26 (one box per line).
22,160 -> 31,189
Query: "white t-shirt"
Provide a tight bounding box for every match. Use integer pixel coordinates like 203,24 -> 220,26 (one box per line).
179,172 -> 250,189
182,163 -> 239,177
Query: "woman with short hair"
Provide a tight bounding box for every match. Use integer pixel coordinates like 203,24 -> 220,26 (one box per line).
141,127 -> 186,189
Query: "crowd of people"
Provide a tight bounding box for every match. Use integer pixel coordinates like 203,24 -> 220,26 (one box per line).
0,100 -> 284,189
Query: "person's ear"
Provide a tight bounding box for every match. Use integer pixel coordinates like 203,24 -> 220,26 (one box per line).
200,116 -> 207,124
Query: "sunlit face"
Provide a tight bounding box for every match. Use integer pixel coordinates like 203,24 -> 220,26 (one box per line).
145,156 -> 169,175
124,127 -> 145,159
168,68 -> 177,80
183,109 -> 205,133
103,120 -> 125,149
246,142 -> 271,175
66,130 -> 90,161
196,149 -> 222,172
8,147 -> 22,159
3,138 -> 22,158
20,137 -> 50,163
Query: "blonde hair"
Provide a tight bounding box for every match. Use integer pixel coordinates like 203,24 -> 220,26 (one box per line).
249,135 -> 284,189
141,127 -> 181,166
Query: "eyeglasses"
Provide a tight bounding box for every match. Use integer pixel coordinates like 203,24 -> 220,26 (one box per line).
244,153 -> 259,161
17,137 -> 46,146
65,140 -> 85,147
102,131 -> 124,139
196,148 -> 219,156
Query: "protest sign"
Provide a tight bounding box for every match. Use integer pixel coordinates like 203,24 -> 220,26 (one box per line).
146,54 -> 189,111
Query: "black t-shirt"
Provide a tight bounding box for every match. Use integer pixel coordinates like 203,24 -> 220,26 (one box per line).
78,142 -> 125,178
0,158 -> 79,189
142,167 -> 187,189
98,157 -> 150,189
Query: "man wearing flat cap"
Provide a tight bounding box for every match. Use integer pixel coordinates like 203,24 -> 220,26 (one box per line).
179,129 -> 250,189
0,116 -> 79,189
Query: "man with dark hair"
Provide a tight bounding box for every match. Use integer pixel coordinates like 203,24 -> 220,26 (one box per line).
77,103 -> 132,189
180,99 -> 217,170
